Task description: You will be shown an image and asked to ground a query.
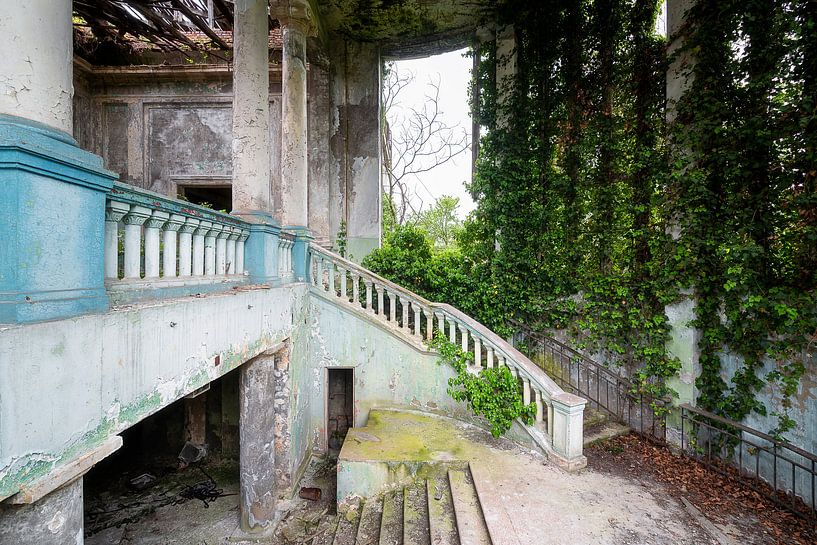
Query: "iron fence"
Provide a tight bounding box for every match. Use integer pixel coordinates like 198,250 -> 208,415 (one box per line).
512,326 -> 667,443
680,404 -> 817,518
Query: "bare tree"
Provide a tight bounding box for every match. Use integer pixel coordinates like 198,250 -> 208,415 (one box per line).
381,63 -> 470,225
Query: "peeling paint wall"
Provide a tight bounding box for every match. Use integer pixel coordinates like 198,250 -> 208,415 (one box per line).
306,294 -> 467,453
0,285 -> 307,501
328,41 -> 382,261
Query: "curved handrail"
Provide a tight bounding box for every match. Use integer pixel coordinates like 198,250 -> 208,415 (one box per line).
308,243 -> 565,399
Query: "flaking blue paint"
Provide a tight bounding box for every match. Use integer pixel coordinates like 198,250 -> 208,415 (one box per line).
0,115 -> 117,323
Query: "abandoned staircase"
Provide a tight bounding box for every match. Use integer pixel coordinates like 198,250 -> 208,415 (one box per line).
332,467 -> 493,545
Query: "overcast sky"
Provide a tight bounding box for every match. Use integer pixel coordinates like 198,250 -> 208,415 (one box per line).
388,5 -> 665,221
391,49 -> 475,219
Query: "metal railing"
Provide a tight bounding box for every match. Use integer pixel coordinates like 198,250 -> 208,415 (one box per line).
681,404 -> 817,518
512,325 -> 667,442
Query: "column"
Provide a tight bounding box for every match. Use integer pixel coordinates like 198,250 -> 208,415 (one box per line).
551,392 -> 587,471
178,218 -> 199,277
0,479 -> 83,545
235,231 -> 248,275
231,0 -> 270,214
278,9 -> 310,228
123,206 -> 150,279
104,201 -> 129,280
232,0 -> 283,286
216,228 -> 228,275
192,221 -> 210,276
0,0 -> 73,134
162,214 -> 185,278
239,351 -> 277,532
144,210 -> 169,278
226,227 -> 239,274
204,224 -> 221,276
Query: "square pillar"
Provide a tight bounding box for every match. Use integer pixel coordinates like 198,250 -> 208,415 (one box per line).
550,392 -> 587,471
0,478 -> 83,545
239,351 -> 277,533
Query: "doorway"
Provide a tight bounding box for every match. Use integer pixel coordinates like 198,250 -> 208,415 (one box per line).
327,368 -> 354,454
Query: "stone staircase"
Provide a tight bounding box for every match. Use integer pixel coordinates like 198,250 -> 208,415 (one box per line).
333,468 -> 491,545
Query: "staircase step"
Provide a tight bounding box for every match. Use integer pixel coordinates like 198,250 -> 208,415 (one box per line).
379,489 -> 404,545
356,496 -> 384,545
403,484 -> 431,545
467,464 -> 520,545
334,503 -> 362,545
447,469 -> 491,545
426,476 -> 459,545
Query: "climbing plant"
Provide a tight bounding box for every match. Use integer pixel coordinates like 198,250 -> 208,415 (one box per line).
369,0 -> 817,437
430,331 -> 535,437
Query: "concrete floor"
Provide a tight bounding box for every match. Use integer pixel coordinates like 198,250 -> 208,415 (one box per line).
88,410 -> 770,545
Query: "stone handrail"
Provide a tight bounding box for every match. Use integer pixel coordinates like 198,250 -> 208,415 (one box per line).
104,182 -> 250,293
308,243 -> 587,469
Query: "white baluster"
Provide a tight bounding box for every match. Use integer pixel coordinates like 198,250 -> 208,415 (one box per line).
436,312 -> 445,336
487,347 -> 495,369
460,324 -> 468,353
178,218 -> 198,277
104,200 -> 129,280
535,389 -> 544,423
377,286 -> 385,318
215,225 -> 228,275
413,305 -> 421,338
144,210 -> 168,279
122,205 -> 150,279
162,214 -> 185,278
474,337 -> 482,368
426,310 -> 435,341
401,297 -> 409,329
193,221 -> 211,276
226,227 -> 239,274
204,223 -> 220,276
366,281 -> 373,311
328,259 -> 336,294
352,274 -> 360,306
278,239 -> 285,277
339,266 -> 347,299
547,402 -> 554,437
522,378 -> 531,406
287,241 -> 293,276
316,256 -> 324,287
236,231 -> 248,275
389,292 -> 397,323
449,318 -> 456,343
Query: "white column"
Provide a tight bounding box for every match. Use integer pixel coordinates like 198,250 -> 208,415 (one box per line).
551,393 -> 587,470
376,285 -> 384,317
316,257 -> 324,288
449,319 -> 457,344
328,260 -> 336,294
279,12 -> 311,227
401,298 -> 409,329
205,224 -> 221,276
487,347 -> 495,369
179,218 -> 199,277
193,221 -> 211,276
144,211 -> 168,279
366,281 -> 373,311
226,228 -> 239,274
535,390 -> 544,423
413,306 -> 421,338
352,274 -> 360,306
0,0 -> 73,134
236,231 -> 248,275
339,266 -> 347,299
163,214 -> 185,278
389,292 -> 397,323
104,201 -> 129,280
122,206 -> 150,279
522,378 -> 531,406
474,338 -> 482,368
216,227 -> 228,275
460,325 -> 469,353
231,0 -> 271,213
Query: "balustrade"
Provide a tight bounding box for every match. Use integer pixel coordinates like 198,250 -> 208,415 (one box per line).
306,243 -> 587,469
105,183 -> 249,290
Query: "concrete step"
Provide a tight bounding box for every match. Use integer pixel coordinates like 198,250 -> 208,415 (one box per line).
468,464 -> 520,545
447,469 -> 491,545
426,476 -> 459,545
334,502 -> 362,545
379,489 -> 404,545
356,496 -> 384,545
403,484 -> 431,545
